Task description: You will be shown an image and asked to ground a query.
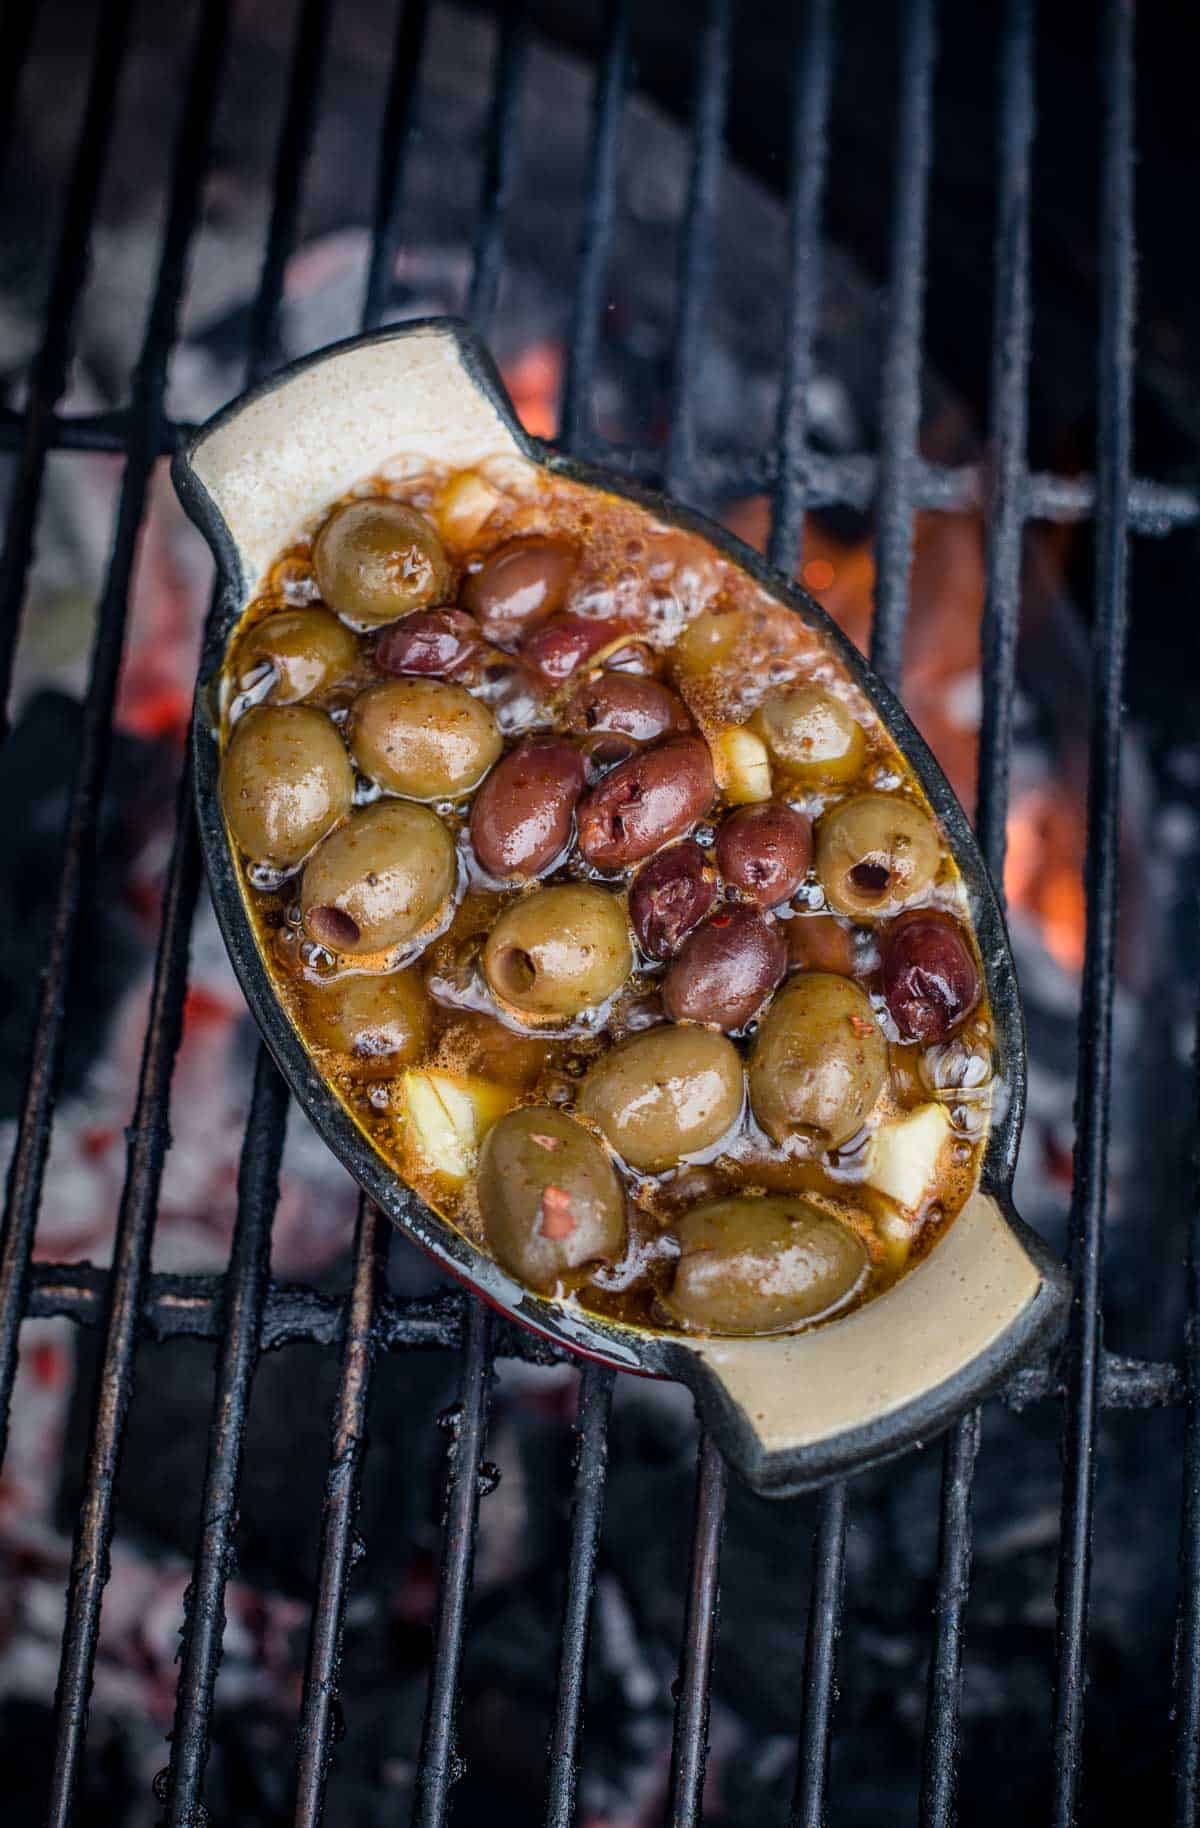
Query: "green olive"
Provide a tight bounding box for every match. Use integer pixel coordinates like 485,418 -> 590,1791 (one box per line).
350,679 -> 502,800
313,499 -> 451,627
478,1107 -> 626,1293
815,791 -> 942,917
748,972 -> 886,1149
300,800 -> 457,955
660,1194 -> 868,1335
233,607 -> 358,704
482,885 -> 632,1020
579,1026 -> 743,1173
753,685 -> 865,784
305,968 -> 430,1077
220,704 -> 353,869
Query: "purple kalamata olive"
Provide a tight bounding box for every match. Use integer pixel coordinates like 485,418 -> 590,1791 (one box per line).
521,614 -> 627,682
564,672 -> 693,745
469,736 -> 585,879
663,906 -> 787,1032
462,536 -> 577,648
629,841 -> 717,960
716,802 -> 812,909
576,735 -> 715,869
881,910 -> 981,1043
375,608 -> 481,677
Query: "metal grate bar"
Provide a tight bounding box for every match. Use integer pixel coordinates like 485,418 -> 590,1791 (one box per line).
162,1054 -> 288,1824
544,1363 -> 616,1827
43,770 -> 203,1828
664,0 -> 731,500
666,1434 -> 728,1827
0,0 -> 230,1483
292,1198 -> 391,1827
919,8 -> 1035,1821
0,398 -> 1193,537
467,0 -> 529,334
361,0 -> 433,333
918,1409 -> 983,1828
767,0 -> 835,577
20,1259 -> 1192,1407
412,1299 -> 495,1828
246,0 -> 336,387
1172,1020 -> 1200,1821
870,0 -> 938,689
0,0 -> 135,738
790,1482 -> 849,1828
975,0 -> 1036,883
0,0 -> 37,180
559,0 -> 630,454
1049,2 -> 1136,1820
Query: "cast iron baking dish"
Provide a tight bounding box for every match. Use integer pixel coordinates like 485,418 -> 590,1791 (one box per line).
174,318 -> 1068,1497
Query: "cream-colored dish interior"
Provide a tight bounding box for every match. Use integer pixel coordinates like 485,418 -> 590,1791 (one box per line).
682,1190 -> 1039,1452
190,325 -> 524,585
190,324 -> 1046,1465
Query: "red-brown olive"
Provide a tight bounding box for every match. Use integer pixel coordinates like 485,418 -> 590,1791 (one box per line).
576,735 -> 715,869
716,802 -> 812,909
564,672 -> 692,745
462,536 -> 577,648
580,731 -> 640,779
469,736 -> 585,879
663,906 -> 786,1031
374,608 -> 481,677
787,914 -> 858,977
521,614 -> 626,681
881,909 -> 981,1042
629,841 -> 716,960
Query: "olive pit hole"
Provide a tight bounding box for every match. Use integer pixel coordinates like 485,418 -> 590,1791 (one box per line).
848,861 -> 891,897
495,945 -> 537,995
307,905 -> 361,949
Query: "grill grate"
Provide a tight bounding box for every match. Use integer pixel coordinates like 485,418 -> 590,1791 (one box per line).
0,1 -> 1193,1824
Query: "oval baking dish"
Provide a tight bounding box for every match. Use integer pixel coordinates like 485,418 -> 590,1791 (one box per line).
174,317 -> 1068,1497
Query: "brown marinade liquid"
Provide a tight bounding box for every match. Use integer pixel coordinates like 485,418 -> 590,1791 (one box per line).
220,458 -> 994,1338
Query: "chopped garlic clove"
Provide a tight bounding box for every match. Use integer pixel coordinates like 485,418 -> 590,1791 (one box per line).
864,1102 -> 953,1212
712,725 -> 772,804
431,470 -> 504,548
401,1071 -> 512,1182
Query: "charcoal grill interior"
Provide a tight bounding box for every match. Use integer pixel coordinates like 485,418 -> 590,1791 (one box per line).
2,1 -> 1200,1824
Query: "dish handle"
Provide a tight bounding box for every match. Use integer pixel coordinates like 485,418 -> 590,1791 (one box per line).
672,1190 -> 1069,1497
180,319 -> 525,593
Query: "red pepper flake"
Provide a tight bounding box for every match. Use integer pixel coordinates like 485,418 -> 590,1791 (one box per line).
540,1186 -> 577,1239
849,1015 -> 875,1037
530,1133 -> 563,1152
711,913 -> 732,928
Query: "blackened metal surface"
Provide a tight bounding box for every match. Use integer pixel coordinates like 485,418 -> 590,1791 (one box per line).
162,1054 -> 287,1823
768,0 -> 834,578
1050,1 -> 1137,1821
870,0 -> 938,691
665,0 -> 731,500
1173,1021 -> 1200,1823
412,1300 -> 495,1828
292,1198 -> 391,1827
919,7 -> 1036,1817
791,1482 -> 848,1828
667,1434 -> 728,1826
544,1364 -> 615,1827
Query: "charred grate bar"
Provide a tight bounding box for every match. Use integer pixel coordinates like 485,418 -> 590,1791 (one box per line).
0,0 -> 1187,1823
